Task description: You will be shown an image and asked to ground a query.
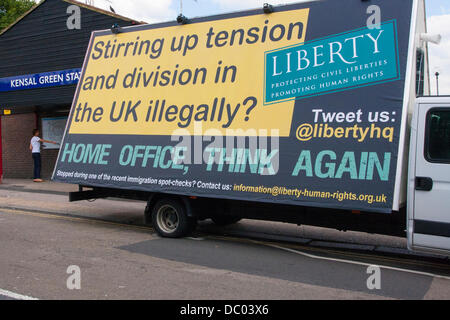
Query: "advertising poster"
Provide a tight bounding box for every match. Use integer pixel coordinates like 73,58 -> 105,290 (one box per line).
53,0 -> 414,213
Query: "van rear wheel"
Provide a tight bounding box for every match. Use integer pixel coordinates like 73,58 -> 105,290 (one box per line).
151,198 -> 196,238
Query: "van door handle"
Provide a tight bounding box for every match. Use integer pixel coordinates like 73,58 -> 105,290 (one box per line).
415,177 -> 433,191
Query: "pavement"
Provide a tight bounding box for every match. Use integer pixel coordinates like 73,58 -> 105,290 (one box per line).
0,178 -> 79,195
0,178 -> 146,223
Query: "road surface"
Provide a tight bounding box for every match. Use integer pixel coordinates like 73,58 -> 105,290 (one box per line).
0,205 -> 449,300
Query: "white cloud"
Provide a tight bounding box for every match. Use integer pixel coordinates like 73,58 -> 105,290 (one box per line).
427,14 -> 450,95
211,0 -> 312,11
81,0 -> 177,23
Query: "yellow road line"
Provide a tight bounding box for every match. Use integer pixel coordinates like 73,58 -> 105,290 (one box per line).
0,207 -> 154,232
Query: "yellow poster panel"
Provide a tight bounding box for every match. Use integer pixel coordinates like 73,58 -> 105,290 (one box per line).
68,9 -> 310,136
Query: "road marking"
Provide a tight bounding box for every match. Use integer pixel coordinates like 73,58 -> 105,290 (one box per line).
0,288 -> 38,300
0,207 -> 154,232
205,234 -> 450,271
266,243 -> 450,280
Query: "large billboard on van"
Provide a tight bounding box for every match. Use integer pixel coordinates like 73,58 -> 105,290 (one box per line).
53,0 -> 414,213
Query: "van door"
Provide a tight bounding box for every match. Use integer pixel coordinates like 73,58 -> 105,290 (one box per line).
409,101 -> 450,254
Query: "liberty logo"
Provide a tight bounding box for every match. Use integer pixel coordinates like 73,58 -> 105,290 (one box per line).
264,20 -> 400,104
271,30 -> 384,76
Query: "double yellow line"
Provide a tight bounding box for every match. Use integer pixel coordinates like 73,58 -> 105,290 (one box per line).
0,207 -> 154,232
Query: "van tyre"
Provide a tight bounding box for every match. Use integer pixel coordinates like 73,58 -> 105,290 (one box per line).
211,215 -> 242,226
151,198 -> 196,238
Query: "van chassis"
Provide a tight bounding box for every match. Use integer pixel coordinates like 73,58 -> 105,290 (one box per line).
71,185 -> 406,238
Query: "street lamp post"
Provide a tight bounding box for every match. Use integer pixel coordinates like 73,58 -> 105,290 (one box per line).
435,72 -> 440,96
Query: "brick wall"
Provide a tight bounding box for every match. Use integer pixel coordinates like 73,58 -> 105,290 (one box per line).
1,113 -> 61,179
1,113 -> 63,179
1,113 -> 36,179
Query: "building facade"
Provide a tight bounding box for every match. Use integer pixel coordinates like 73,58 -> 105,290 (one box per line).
0,0 -> 140,180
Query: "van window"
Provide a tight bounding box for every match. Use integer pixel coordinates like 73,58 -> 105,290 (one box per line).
426,109 -> 450,163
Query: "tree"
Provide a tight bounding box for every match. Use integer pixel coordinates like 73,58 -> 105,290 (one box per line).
0,0 -> 35,33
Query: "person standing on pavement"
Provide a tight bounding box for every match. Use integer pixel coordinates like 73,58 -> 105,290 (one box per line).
30,129 -> 59,182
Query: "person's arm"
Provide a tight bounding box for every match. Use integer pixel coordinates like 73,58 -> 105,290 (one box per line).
40,138 -> 59,145
29,143 -> 33,151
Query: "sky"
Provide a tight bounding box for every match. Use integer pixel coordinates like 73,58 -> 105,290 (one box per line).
70,0 -> 450,95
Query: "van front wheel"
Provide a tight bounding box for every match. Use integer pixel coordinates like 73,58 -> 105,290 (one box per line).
151,198 -> 196,238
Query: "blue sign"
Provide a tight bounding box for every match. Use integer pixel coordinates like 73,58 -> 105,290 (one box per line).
0,68 -> 82,92
264,20 -> 400,104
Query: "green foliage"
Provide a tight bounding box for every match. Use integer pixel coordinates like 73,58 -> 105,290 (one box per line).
0,0 -> 35,33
